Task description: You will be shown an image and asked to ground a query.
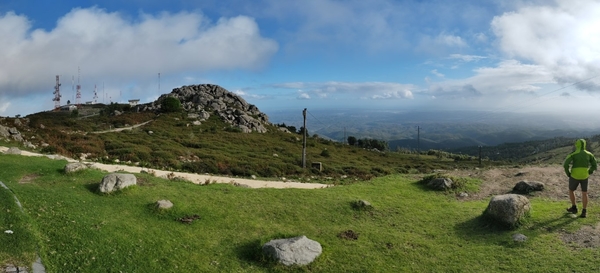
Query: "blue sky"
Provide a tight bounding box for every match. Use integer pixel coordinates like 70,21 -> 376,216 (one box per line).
0,0 -> 599,119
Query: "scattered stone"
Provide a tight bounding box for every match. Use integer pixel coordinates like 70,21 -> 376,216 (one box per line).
177,214 -> 200,224
64,162 -> 88,173
427,177 -> 453,190
99,173 -> 137,193
251,175 -> 257,180
512,233 -> 528,242
5,147 -> 21,155
156,200 -> 173,209
338,230 -> 359,240
484,194 -> 531,228
352,200 -> 373,210
232,182 -> 250,188
262,235 -> 322,266
512,180 -> 545,194
458,192 -> 469,198
148,131 -> 154,135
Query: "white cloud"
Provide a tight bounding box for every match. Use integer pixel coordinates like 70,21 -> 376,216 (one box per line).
426,60 -> 554,99
431,69 -> 445,78
297,92 -> 310,100
274,81 -> 414,100
491,0 -> 600,91
448,54 -> 487,62
0,101 -> 9,114
0,7 -> 278,99
234,89 -> 266,99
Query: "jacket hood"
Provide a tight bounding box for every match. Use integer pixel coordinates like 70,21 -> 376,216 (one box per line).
575,139 -> 586,151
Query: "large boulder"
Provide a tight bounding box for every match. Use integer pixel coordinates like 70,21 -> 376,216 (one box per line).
4,147 -> 21,155
512,180 -> 544,194
64,162 -> 88,173
427,177 -> 453,190
484,194 -> 531,228
262,235 -> 322,266
156,200 -> 173,209
99,173 -> 137,193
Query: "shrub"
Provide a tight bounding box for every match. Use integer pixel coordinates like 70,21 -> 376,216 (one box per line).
161,97 -> 182,113
320,149 -> 330,157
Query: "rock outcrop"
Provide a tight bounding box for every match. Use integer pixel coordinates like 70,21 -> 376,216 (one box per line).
484,194 -> 531,228
135,84 -> 270,133
99,173 -> 137,193
262,235 -> 322,266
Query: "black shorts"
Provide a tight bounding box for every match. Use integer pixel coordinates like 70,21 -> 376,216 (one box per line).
569,177 -> 589,192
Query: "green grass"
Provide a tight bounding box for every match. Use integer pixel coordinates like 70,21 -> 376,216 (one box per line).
1,154 -> 599,272
13,111 -> 499,182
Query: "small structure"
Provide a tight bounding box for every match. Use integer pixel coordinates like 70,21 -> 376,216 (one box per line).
60,104 -> 78,112
128,99 -> 140,107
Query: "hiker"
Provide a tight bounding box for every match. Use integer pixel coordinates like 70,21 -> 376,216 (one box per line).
564,139 -> 597,218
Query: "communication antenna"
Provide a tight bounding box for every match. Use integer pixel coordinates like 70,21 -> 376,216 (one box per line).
53,75 -> 61,110
93,84 -> 98,104
71,76 -> 75,103
76,67 -> 82,106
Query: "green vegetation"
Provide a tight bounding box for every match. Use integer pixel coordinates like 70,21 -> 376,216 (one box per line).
160,96 -> 182,113
17,110 -> 498,182
1,154 -> 599,272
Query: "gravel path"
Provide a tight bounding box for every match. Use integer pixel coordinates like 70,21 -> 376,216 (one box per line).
0,146 -> 331,189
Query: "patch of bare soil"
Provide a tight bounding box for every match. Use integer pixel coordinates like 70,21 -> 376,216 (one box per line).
445,165 -> 600,248
18,173 -> 39,184
338,230 -> 359,240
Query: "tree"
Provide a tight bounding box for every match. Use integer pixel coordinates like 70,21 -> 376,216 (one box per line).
348,136 -> 357,146
161,96 -> 182,113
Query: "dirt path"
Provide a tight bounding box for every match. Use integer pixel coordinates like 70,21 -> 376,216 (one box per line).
90,120 -> 153,134
0,146 -> 331,189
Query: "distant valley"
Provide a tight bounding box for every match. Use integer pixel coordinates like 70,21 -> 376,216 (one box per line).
266,108 -> 600,151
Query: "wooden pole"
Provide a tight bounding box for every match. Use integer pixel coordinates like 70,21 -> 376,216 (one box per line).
302,108 -> 307,168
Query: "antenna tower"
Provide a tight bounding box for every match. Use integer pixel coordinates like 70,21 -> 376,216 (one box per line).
76,67 -> 82,106
93,84 -> 98,104
53,75 -> 61,110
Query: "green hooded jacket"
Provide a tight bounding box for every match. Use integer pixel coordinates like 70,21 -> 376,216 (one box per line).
564,139 -> 597,180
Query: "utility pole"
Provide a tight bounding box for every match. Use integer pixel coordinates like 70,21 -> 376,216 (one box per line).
479,146 -> 482,167
417,126 -> 420,157
302,108 -> 307,168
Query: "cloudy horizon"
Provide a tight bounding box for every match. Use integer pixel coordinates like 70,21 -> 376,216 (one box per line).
0,0 -> 599,119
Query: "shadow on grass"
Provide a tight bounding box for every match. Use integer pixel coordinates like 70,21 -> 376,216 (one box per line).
84,183 -> 100,194
235,239 -> 272,268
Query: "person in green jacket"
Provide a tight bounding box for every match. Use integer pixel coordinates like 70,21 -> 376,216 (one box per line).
564,139 -> 597,218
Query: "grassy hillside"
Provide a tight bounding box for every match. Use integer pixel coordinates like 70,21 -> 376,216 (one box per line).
2,108 -> 499,183
1,153 -> 599,272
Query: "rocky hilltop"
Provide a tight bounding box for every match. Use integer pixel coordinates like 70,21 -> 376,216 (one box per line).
135,84 -> 270,133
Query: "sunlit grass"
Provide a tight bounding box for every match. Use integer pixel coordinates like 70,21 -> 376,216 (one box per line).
1,154 -> 598,272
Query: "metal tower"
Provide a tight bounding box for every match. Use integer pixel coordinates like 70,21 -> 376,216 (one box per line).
76,67 -> 81,106
93,84 -> 98,104
53,75 -> 61,110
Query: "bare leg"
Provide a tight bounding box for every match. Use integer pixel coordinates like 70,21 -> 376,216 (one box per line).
582,191 -> 588,209
569,190 -> 577,206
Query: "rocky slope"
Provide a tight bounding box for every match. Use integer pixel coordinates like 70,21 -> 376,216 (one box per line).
135,84 -> 270,133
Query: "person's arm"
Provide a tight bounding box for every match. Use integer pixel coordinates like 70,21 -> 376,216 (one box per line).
564,155 -> 573,177
589,154 -> 597,174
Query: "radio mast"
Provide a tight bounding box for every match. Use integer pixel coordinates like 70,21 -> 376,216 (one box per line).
53,75 -> 61,110
76,67 -> 82,106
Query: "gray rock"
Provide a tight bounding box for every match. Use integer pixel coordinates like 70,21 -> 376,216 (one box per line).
0,125 -> 10,138
262,235 -> 322,266
99,173 -> 137,193
5,147 -> 21,155
156,200 -> 173,209
512,233 -> 528,242
427,177 -> 453,190
484,194 -> 531,227
64,162 -> 88,173
8,127 -> 19,135
458,192 -> 469,198
353,200 -> 373,210
513,180 -> 544,194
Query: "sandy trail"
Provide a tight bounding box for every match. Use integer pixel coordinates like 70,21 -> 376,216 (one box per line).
0,146 -> 331,189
